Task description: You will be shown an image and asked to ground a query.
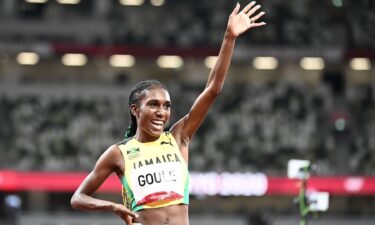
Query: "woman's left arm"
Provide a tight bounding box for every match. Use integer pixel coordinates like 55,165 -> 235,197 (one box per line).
171,1 -> 266,144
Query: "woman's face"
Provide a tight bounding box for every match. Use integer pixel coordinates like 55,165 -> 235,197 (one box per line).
133,87 -> 171,141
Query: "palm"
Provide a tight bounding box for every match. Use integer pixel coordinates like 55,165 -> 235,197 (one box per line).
228,13 -> 253,37
227,2 -> 266,38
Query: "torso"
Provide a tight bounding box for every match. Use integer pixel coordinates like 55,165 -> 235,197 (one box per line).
137,204 -> 189,225
118,133 -> 188,216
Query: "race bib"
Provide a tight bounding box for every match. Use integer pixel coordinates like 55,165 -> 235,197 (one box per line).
130,162 -> 184,205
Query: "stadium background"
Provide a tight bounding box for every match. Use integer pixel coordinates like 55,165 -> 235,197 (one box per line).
0,0 -> 374,224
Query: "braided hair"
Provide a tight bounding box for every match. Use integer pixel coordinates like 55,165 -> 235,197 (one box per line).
124,80 -> 168,139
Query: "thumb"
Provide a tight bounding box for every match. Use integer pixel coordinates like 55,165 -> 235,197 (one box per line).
231,2 -> 240,15
123,212 -> 139,225
130,211 -> 140,220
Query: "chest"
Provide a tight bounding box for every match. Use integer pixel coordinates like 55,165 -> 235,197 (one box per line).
123,142 -> 185,171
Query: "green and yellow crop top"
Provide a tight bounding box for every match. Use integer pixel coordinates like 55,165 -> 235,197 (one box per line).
117,132 -> 189,212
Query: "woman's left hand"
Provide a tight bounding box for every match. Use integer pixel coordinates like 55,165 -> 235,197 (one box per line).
227,1 -> 266,38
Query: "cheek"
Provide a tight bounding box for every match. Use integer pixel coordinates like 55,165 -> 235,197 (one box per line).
139,108 -> 151,118
166,110 -> 171,121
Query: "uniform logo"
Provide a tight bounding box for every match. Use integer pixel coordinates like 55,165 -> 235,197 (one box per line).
160,137 -> 174,147
127,147 -> 141,160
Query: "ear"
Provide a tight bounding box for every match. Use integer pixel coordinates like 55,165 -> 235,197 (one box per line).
130,104 -> 139,118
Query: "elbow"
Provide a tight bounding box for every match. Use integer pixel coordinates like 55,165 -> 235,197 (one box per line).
208,87 -> 222,97
70,194 -> 80,210
206,83 -> 223,97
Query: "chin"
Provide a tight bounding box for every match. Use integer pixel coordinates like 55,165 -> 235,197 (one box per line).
149,129 -> 164,138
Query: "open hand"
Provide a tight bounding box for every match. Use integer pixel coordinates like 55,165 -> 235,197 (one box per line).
227,1 -> 266,38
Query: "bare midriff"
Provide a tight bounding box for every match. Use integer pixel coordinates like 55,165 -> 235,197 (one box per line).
136,204 -> 189,225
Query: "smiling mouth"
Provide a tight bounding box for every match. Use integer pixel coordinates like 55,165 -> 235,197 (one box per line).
151,120 -> 164,129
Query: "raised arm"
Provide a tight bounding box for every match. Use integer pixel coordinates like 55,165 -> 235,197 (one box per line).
71,145 -> 139,225
171,2 -> 266,145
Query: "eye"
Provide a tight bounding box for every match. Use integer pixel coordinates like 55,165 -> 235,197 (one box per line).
147,101 -> 158,107
164,103 -> 171,110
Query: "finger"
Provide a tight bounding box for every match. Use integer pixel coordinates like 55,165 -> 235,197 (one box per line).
231,2 -> 241,15
241,1 -> 257,14
120,207 -> 139,219
252,22 -> 267,27
246,4 -> 261,17
250,11 -> 265,22
129,212 -> 140,219
125,216 -> 133,225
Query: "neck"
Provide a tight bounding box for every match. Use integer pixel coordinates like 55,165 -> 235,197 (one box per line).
134,131 -> 161,143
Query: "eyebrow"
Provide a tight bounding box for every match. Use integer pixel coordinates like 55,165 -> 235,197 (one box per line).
146,99 -> 171,104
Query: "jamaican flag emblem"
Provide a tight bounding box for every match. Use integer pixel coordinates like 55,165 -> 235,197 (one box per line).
127,147 -> 140,160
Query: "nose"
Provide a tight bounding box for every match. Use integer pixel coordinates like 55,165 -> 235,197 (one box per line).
156,107 -> 166,117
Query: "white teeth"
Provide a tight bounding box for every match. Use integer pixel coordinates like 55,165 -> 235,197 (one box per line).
152,120 -> 164,126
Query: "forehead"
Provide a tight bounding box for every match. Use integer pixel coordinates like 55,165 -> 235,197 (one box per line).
141,87 -> 170,102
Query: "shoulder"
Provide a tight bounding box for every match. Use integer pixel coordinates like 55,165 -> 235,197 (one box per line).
98,139 -> 133,166
115,137 -> 137,155
116,137 -> 133,147
163,131 -> 174,138
98,144 -> 122,163
95,143 -> 127,174
162,131 -> 176,143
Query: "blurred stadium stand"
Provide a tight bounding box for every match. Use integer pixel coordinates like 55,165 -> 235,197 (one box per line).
0,0 -> 375,225
0,80 -> 374,175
